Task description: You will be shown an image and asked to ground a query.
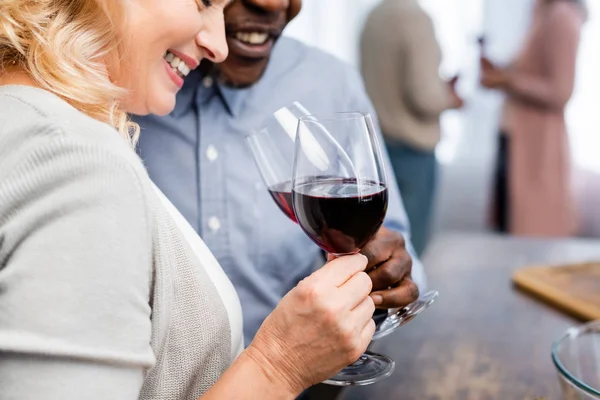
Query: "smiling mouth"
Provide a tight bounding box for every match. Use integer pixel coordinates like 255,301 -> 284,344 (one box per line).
226,29 -> 279,60
234,31 -> 270,45
163,51 -> 192,79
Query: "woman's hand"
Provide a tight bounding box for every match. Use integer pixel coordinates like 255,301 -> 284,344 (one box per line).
480,57 -> 510,89
246,254 -> 375,395
447,75 -> 465,109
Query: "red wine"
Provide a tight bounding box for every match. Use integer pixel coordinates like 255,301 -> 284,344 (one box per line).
268,181 -> 297,223
292,178 -> 388,254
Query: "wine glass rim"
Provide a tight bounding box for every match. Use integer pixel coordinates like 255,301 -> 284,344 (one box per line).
299,111 -> 370,122
551,320 -> 600,396
247,103 -> 311,139
245,126 -> 268,139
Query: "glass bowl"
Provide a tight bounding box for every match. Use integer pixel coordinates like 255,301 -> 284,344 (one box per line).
552,321 -> 600,399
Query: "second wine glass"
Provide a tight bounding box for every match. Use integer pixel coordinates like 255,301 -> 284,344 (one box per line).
246,101 -> 310,223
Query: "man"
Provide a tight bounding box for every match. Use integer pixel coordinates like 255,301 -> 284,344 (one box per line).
361,0 -> 463,256
134,0 -> 425,347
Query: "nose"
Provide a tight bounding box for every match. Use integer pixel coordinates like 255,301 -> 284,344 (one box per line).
244,0 -> 289,13
196,10 -> 229,63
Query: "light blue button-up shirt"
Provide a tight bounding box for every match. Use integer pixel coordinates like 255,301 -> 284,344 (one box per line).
134,37 -> 425,345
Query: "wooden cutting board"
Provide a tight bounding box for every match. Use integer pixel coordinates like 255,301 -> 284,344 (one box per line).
512,262 -> 600,321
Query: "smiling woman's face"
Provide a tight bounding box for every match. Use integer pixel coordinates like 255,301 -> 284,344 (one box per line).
116,0 -> 229,116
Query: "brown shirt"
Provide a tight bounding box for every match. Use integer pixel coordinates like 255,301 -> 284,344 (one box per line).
360,0 -> 453,151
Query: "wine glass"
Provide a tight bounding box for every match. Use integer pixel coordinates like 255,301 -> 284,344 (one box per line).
247,106 -> 438,347
246,102 -> 310,223
291,111 -> 395,386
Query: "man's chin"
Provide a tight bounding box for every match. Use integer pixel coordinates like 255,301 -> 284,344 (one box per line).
215,59 -> 270,89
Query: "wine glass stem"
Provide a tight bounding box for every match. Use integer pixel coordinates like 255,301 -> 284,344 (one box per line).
387,307 -> 402,318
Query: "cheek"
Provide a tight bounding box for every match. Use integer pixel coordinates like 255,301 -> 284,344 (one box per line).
112,43 -> 145,90
143,61 -> 178,116
116,4 -> 200,114
159,4 -> 203,46
117,56 -> 162,115
289,0 -> 302,19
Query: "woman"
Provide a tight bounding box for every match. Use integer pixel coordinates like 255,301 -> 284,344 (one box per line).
481,0 -> 586,236
0,1 -> 376,399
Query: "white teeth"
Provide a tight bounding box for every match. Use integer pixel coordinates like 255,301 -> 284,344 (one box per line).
177,62 -> 190,76
251,33 -> 268,44
235,32 -> 269,45
164,51 -> 193,78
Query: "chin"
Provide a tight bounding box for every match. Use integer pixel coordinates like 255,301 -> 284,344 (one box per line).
146,95 -> 177,117
217,61 -> 269,88
149,103 -> 176,116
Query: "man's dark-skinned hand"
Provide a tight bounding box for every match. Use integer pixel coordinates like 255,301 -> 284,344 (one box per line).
360,226 -> 419,309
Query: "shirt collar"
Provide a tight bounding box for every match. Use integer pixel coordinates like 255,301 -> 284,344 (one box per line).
170,68 -> 202,118
216,37 -> 298,118
217,82 -> 250,118
170,37 -> 298,119
169,66 -> 252,119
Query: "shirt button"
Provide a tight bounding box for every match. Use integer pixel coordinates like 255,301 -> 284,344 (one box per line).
202,76 -> 213,88
206,145 -> 218,162
208,216 -> 221,232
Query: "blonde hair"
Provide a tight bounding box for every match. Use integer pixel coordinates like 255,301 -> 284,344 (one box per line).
0,0 -> 139,144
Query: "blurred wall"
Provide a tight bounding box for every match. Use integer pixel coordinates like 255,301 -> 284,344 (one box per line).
284,0 -> 379,66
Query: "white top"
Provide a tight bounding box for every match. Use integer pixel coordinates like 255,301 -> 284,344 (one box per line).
152,183 -> 245,360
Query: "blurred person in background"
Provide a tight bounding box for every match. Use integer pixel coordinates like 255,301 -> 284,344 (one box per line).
481,0 -> 586,236
134,0 -> 425,351
360,0 -> 464,256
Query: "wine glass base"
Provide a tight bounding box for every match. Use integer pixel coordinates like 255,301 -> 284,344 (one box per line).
372,290 -> 439,341
323,351 -> 395,386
